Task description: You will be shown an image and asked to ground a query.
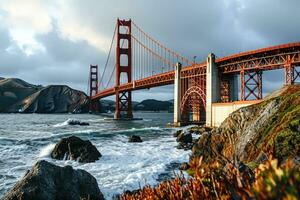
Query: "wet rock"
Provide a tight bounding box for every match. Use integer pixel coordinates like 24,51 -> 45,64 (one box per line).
179,162 -> 190,170
173,130 -> 182,137
177,142 -> 193,150
68,119 -> 89,126
51,136 -> 101,163
2,160 -> 104,200
188,126 -> 213,135
128,135 -> 143,143
176,131 -> 192,144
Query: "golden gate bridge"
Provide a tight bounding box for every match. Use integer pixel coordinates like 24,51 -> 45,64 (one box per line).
88,19 -> 300,126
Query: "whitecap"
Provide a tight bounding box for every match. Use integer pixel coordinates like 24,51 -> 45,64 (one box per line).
38,143 -> 56,158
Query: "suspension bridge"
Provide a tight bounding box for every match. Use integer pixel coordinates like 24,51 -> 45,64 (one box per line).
88,19 -> 300,126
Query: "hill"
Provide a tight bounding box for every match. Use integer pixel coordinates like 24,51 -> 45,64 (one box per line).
0,78 -> 42,112
134,99 -> 173,111
0,78 -> 89,113
99,99 -> 173,112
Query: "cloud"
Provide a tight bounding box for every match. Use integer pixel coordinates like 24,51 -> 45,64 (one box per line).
0,0 -> 299,100
0,0 -> 52,55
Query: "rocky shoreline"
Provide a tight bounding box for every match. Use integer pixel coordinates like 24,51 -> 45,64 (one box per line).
2,85 -> 300,199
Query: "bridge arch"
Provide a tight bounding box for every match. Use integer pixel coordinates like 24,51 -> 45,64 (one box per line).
180,86 -> 206,123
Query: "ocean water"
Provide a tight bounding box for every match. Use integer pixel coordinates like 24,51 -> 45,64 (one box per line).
0,112 -> 190,199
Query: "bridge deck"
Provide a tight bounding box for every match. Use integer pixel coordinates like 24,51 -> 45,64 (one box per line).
92,42 -> 300,100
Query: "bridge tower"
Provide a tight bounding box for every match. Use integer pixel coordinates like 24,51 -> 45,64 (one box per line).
89,65 -> 99,112
114,19 -> 133,119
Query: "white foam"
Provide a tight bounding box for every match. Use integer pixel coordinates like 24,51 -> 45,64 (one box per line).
38,143 -> 56,158
53,119 -> 73,127
73,136 -> 190,199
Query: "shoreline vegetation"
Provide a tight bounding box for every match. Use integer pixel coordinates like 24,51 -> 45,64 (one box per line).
1,84 -> 300,199
120,85 -> 300,200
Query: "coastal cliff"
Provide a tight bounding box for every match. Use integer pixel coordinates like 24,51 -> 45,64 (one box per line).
122,85 -> 300,199
192,85 -> 300,166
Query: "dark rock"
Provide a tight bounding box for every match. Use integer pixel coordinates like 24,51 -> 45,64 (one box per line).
238,162 -> 255,185
123,189 -> 141,196
51,136 -> 101,163
176,131 -> 193,144
188,126 -> 213,135
128,135 -> 143,143
68,119 -> 90,126
173,130 -> 182,137
179,162 -> 190,170
177,142 -> 193,150
2,160 -> 104,200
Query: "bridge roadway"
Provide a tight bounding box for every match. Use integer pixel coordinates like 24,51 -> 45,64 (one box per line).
92,42 -> 300,100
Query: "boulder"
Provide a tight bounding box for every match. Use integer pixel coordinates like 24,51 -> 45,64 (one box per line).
173,130 -> 182,137
51,136 -> 101,163
128,135 -> 143,143
67,119 -> 89,126
2,160 -> 104,200
176,131 -> 193,144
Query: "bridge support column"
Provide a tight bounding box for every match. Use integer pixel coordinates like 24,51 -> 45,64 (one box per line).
206,53 -> 219,127
174,62 -> 182,126
285,63 -> 294,85
89,65 -> 99,113
114,19 -> 133,119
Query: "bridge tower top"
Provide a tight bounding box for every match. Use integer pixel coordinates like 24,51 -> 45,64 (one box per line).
89,65 -> 98,98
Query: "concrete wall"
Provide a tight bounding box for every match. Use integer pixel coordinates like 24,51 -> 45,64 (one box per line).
211,100 -> 261,127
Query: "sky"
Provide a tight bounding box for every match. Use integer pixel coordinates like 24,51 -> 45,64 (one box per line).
0,0 -> 299,101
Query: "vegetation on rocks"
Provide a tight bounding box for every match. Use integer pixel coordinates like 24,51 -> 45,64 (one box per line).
122,85 -> 300,199
121,156 -> 300,200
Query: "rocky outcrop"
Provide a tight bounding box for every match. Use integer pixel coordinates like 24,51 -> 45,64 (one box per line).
128,135 -> 143,143
2,160 -> 104,200
176,131 -> 193,144
51,136 -> 101,163
67,119 -> 89,126
192,85 -> 300,166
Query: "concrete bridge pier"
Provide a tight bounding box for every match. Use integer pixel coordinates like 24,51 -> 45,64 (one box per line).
206,53 -> 220,127
173,62 -> 182,126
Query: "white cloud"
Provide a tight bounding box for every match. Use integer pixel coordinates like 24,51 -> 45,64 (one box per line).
0,0 -> 52,55
0,0 -> 110,56
47,1 -> 111,53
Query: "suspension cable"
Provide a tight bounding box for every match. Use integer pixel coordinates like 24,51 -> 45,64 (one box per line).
99,23 -> 117,89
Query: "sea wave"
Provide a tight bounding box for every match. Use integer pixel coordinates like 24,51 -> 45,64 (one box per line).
38,143 -> 56,158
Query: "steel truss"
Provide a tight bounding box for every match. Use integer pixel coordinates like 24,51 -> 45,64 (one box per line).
240,70 -> 262,100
